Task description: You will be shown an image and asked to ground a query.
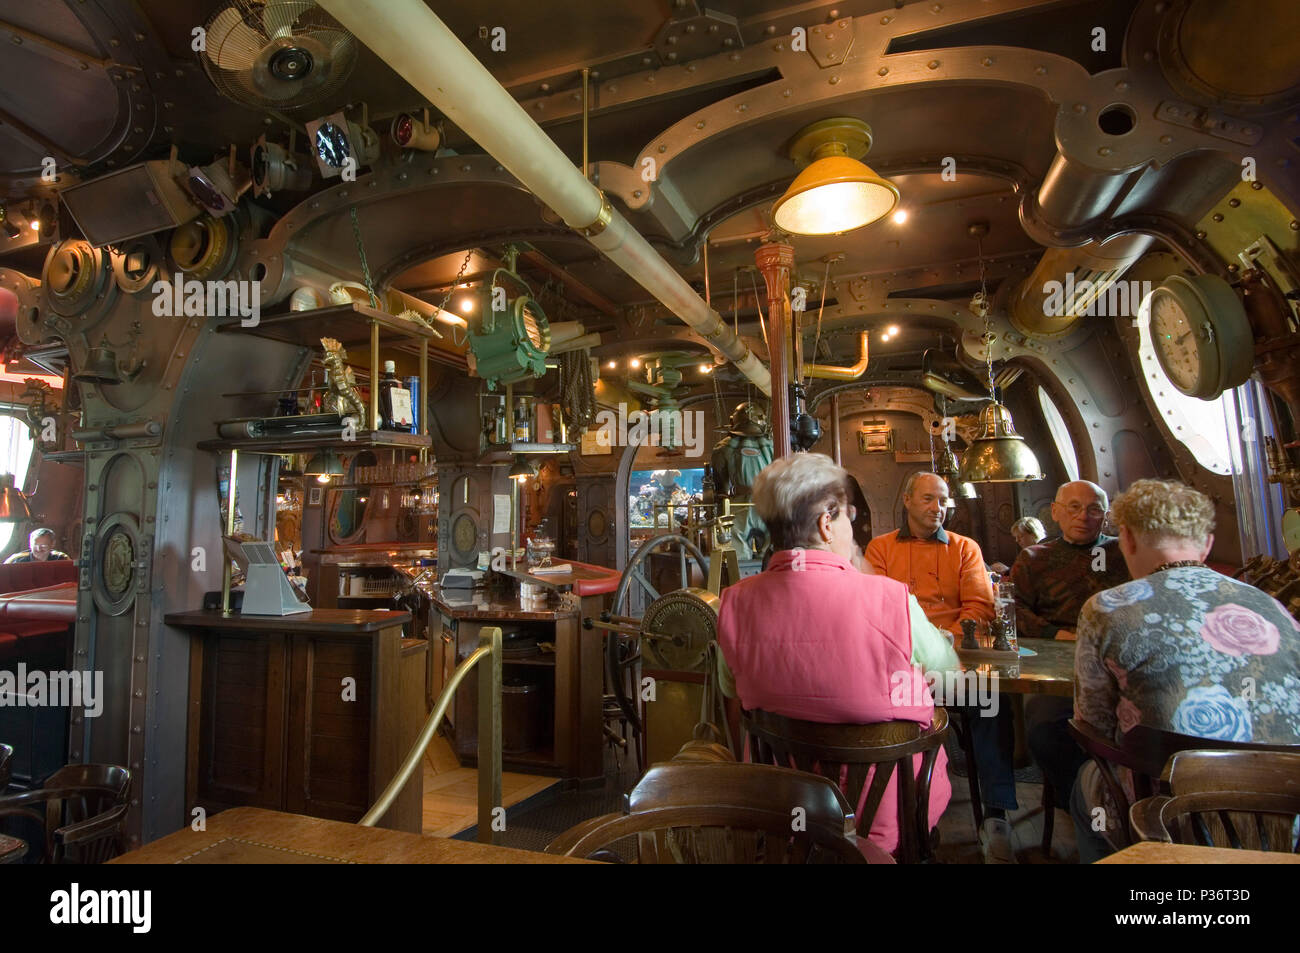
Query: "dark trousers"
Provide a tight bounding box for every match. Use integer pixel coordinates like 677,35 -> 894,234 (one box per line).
962,702 -> 1018,811
1025,695 -> 1087,806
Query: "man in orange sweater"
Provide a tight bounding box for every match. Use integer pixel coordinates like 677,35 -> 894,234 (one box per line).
865,473 -> 995,634
866,472 -> 1018,862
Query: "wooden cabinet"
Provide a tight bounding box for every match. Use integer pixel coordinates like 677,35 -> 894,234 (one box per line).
170,609 -> 426,833
431,590 -> 604,783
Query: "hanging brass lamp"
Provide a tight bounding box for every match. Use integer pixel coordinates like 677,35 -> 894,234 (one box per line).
0,473 -> 32,522
772,118 -> 899,235
958,402 -> 1045,483
936,443 -> 977,498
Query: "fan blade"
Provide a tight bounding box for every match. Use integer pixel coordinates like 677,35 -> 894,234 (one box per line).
206,7 -> 266,72
262,0 -> 320,40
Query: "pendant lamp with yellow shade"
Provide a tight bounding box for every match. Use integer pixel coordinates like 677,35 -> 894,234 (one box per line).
773,118 -> 900,236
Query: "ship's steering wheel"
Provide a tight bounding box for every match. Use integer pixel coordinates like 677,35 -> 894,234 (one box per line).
584,533 -> 714,775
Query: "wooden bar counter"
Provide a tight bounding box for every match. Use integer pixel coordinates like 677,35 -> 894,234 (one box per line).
428,585 -> 604,784
166,609 -> 426,834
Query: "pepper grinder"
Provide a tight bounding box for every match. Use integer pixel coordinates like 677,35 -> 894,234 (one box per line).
959,618 -> 979,650
991,617 -> 1012,652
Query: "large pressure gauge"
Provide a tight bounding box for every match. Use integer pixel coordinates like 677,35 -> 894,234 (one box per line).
1147,273 -> 1254,400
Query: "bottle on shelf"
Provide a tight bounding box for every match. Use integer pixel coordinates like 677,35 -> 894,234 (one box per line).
493,400 -> 509,445
378,360 -> 413,431
514,397 -> 531,443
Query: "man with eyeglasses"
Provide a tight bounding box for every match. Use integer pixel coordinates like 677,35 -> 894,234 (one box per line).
1009,480 -> 1130,825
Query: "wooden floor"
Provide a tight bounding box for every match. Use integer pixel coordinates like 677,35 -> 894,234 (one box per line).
937,777 -> 1079,863
420,734 -> 557,837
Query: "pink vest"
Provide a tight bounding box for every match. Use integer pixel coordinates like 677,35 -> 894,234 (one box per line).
718,548 -> 952,854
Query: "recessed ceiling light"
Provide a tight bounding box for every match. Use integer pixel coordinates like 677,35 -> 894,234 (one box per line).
29,220 -> 40,231
892,209 -> 908,224
606,360 -> 616,369
630,358 -> 641,369
458,297 -> 474,314
887,324 -> 900,335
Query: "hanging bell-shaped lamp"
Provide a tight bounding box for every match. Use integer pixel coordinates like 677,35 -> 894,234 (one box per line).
304,449 -> 344,483
936,444 -> 978,499
958,402 -> 1045,483
0,473 -> 32,522
74,338 -> 123,385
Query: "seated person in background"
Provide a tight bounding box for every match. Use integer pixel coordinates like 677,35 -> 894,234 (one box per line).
716,453 -> 959,856
1011,481 -> 1130,811
865,473 -> 1019,862
1071,479 -> 1300,862
4,528 -> 70,563
1011,516 -> 1046,550
989,517 -> 1044,573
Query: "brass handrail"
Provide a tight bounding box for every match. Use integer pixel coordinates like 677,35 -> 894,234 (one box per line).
360,626 -> 503,843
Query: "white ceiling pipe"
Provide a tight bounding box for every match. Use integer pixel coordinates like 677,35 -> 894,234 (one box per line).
316,0 -> 771,396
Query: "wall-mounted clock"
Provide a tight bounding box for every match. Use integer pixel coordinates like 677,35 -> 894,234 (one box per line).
1147,274 -> 1254,399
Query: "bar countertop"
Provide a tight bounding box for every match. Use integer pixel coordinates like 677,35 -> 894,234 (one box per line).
165,608 -> 413,633
425,584 -> 579,621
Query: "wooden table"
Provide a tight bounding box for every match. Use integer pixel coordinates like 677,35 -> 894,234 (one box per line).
110,807 -> 592,864
1097,841 -> 1300,864
957,639 -> 1075,696
0,832 -> 27,864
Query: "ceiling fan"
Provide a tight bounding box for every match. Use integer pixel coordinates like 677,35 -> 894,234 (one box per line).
200,0 -> 358,111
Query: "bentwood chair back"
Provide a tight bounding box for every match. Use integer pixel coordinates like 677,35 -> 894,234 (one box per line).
1069,719 -> 1300,848
0,743 -> 12,790
544,762 -> 872,863
1156,791 -> 1300,852
1130,750 -> 1300,851
743,707 -> 950,863
0,763 -> 131,863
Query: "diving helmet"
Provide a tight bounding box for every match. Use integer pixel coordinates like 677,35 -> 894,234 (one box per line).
728,402 -> 770,437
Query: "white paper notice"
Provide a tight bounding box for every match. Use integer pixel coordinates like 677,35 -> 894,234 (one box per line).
492,494 -> 511,534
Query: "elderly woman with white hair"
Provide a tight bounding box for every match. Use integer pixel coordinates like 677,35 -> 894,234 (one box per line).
716,452 -> 960,857
1071,478 -> 1300,861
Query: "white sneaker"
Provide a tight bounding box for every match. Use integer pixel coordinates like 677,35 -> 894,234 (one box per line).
979,817 -> 1019,864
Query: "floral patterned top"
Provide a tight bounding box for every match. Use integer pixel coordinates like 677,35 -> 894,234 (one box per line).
1075,566 -> 1300,746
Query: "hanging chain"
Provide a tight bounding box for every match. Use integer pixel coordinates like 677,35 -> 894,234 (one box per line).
977,236 -> 995,400
436,250 -> 475,316
350,206 -> 379,308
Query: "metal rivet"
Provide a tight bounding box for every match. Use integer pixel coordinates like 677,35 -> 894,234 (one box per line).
878,67 -> 888,76
927,60 -> 940,69
1212,213 -> 1223,222
1228,198 -> 1240,207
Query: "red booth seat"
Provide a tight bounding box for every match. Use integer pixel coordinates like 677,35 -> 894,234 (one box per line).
0,620 -> 70,669
0,583 -> 77,624
0,563 -> 78,672
0,559 -> 76,596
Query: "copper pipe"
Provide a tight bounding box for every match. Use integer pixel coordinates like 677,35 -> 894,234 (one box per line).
805,330 -> 870,380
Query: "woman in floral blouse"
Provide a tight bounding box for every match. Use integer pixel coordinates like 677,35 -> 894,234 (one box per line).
1071,479 -> 1300,862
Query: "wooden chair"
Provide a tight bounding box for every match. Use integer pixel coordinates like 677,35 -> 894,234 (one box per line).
1130,750 -> 1300,851
544,762 -> 874,863
0,743 -> 12,790
743,707 -> 950,863
1068,719 -> 1300,848
0,764 -> 131,863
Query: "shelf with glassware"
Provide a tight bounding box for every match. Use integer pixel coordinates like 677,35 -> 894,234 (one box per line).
478,386 -> 575,460
216,300 -> 462,442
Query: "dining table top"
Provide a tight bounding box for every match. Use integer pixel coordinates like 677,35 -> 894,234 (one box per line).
1096,841 -> 1300,864
109,807 -> 593,864
0,832 -> 27,864
957,637 -> 1076,697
